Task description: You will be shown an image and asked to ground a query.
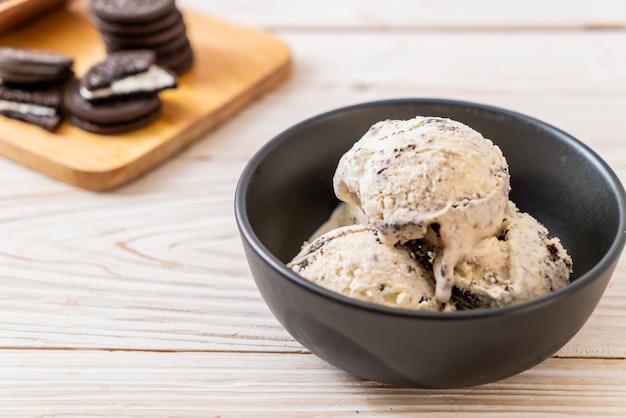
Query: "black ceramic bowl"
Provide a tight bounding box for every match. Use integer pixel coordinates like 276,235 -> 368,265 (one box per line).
235,99 -> 626,388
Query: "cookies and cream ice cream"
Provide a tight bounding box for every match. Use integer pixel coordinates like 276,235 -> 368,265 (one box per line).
334,117 -> 510,302
452,202 -> 572,308
288,225 -> 444,311
309,203 -> 366,241
288,116 -> 572,311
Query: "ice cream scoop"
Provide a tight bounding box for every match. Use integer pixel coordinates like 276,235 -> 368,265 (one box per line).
452,202 -> 572,308
288,224 -> 444,311
309,203 -> 366,241
333,116 -> 510,302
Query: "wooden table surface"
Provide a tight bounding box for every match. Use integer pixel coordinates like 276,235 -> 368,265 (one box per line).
1,0 -> 626,416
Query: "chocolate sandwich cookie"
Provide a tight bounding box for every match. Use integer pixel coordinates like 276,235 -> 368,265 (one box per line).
89,0 -> 176,24
92,9 -> 183,36
106,29 -> 186,55
103,19 -> 186,49
64,79 -> 162,134
0,84 -> 63,131
105,35 -> 194,75
0,46 -> 73,85
104,44 -> 194,76
89,0 -> 194,75
157,41 -> 194,75
80,50 -> 177,100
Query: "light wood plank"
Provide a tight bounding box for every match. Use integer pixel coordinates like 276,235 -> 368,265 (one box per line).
0,30 -> 625,357
0,351 -> 624,416
178,0 -> 626,30
1,0 -> 625,414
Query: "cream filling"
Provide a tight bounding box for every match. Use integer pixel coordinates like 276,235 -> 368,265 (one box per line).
0,99 -> 56,117
79,65 -> 175,100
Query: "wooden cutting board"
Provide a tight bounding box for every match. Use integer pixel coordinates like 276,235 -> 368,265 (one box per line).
0,0 -> 69,34
0,0 -> 291,191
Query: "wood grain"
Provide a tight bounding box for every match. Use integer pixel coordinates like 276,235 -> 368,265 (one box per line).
178,0 -> 626,30
0,0 -> 68,34
0,28 -> 624,356
0,351 -> 624,416
0,0 -> 290,191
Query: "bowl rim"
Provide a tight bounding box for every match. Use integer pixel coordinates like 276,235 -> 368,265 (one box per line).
235,97 -> 626,320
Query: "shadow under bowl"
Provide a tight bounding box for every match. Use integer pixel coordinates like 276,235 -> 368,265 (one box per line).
235,98 -> 626,388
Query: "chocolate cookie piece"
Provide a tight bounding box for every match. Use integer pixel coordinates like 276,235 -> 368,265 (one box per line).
65,79 -> 162,134
0,84 -> 63,131
1,111 -> 62,132
67,106 -> 160,134
80,50 -> 177,100
157,41 -> 194,75
106,36 -> 194,75
0,46 -> 73,84
90,0 -> 176,24
0,83 -> 62,108
153,31 -> 190,55
105,30 -> 188,55
92,8 -> 182,35
0,47 -> 73,72
81,50 -> 155,90
102,18 -> 186,48
0,67 -> 74,85
90,0 -> 194,75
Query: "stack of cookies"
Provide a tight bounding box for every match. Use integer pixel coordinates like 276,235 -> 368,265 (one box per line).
89,0 -> 194,75
0,46 -> 74,131
64,50 -> 178,134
